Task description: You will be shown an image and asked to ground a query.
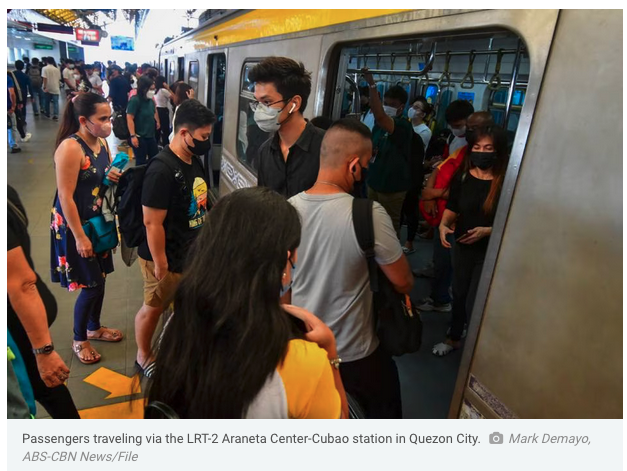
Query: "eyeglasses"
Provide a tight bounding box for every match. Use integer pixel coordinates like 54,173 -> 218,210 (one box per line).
249,98 -> 289,112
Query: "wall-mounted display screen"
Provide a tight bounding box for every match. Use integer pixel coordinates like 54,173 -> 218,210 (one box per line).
111,36 -> 134,51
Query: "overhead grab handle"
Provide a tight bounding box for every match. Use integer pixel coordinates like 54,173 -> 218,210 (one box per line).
488,48 -> 504,90
437,51 -> 452,89
460,49 -> 476,89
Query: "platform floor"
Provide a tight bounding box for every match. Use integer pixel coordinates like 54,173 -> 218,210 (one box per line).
7,100 -> 461,419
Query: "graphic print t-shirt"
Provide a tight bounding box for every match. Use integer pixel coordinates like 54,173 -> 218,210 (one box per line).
139,147 -> 208,273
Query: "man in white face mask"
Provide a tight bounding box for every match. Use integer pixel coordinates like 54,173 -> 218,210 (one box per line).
62,60 -> 78,97
362,69 -> 414,235
250,57 -> 325,199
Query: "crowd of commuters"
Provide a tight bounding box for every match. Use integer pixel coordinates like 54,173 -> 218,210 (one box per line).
8,54 -> 508,420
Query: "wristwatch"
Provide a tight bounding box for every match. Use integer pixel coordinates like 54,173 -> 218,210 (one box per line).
130,134 -> 137,138
32,343 -> 54,355
329,357 -> 342,370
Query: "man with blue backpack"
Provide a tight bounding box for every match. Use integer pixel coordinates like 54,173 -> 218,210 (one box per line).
117,99 -> 215,379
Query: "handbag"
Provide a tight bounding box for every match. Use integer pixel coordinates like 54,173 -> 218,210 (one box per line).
82,214 -> 118,254
352,198 -> 423,356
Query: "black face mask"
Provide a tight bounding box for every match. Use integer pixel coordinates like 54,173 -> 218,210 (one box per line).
185,133 -> 212,155
470,151 -> 497,170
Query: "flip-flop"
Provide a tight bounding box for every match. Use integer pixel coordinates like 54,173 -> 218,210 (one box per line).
135,360 -> 156,379
87,326 -> 124,342
73,342 -> 101,365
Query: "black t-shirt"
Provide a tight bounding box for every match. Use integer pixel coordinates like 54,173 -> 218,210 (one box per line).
138,147 -> 209,273
446,172 -> 495,253
7,185 -> 57,327
256,121 -> 325,199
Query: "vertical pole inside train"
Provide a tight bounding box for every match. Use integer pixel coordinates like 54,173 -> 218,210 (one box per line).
503,40 -> 523,129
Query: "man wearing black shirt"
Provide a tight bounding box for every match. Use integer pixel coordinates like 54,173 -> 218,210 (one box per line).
107,65 -> 131,111
250,57 -> 324,198
134,99 -> 216,377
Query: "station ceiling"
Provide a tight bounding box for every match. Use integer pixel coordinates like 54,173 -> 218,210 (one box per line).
33,9 -> 148,31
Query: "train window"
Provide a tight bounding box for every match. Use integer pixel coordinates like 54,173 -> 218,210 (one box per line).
188,60 -> 199,97
168,60 -> 176,86
177,57 -> 185,81
206,53 -> 227,195
236,62 -> 270,173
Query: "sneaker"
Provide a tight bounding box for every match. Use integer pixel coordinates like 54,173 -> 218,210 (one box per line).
21,132 -> 32,143
11,147 -> 22,154
402,246 -> 415,255
34,113 -> 40,117
416,298 -> 452,312
412,264 -> 435,278
52,116 -> 58,121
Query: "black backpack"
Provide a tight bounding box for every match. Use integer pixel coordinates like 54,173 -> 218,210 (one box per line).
116,153 -> 192,249
112,108 -> 130,140
352,198 -> 423,356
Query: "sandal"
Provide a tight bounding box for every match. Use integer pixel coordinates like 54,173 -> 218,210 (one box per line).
73,342 -> 101,365
432,340 -> 461,357
135,360 -> 156,379
87,326 -> 124,342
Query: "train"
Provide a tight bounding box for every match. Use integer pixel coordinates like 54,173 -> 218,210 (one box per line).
156,9 -> 622,419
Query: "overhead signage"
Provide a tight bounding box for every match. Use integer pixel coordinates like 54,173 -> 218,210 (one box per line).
75,28 -> 100,42
81,40 -> 99,47
34,43 -> 53,50
67,46 -> 78,53
36,23 -> 73,34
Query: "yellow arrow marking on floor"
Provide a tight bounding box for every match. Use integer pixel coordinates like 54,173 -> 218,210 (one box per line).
79,399 -> 145,419
83,367 -> 141,399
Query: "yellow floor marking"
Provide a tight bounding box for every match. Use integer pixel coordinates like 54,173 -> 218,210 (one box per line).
83,367 -> 141,399
79,399 -> 144,419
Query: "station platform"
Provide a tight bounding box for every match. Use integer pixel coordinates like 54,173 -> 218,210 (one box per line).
8,99 -> 461,419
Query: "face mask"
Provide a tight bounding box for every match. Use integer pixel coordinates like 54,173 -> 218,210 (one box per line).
449,125 -> 466,137
383,105 -> 399,117
408,108 -> 424,120
69,65 -> 75,69
86,119 -> 112,138
279,260 -> 296,297
146,90 -> 156,99
470,151 -> 497,170
254,103 -> 289,133
184,133 -> 212,155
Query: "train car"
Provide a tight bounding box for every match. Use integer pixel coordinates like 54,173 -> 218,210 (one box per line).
157,9 -> 622,418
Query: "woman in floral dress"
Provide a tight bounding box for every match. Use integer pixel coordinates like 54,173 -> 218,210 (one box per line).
50,93 -> 124,364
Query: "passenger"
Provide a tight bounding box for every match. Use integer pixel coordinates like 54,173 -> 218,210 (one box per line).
289,118 -> 412,418
8,185 -> 80,418
154,76 -> 173,147
168,82 -> 194,142
50,93 -> 124,365
400,95 -> 433,255
62,59 -> 78,97
310,116 -> 333,130
7,74 -> 21,154
75,67 -> 92,94
126,75 -> 160,165
107,65 -> 131,112
414,103 -> 478,311
359,85 -> 375,131
433,126 -> 509,356
27,58 -> 45,116
22,56 -> 31,72
7,70 -> 30,144
146,187 -> 348,419
408,96 -> 433,149
362,69 -> 413,234
134,99 -> 215,379
13,61 -> 31,126
250,56 -> 324,198
84,64 -> 104,95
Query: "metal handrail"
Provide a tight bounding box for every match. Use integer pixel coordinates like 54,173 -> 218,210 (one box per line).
488,49 -> 505,90
349,48 -> 520,61
460,50 -> 476,89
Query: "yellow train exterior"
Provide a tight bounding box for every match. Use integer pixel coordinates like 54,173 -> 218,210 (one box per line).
158,9 -> 622,419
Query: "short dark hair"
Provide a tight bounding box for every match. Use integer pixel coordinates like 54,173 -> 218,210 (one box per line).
174,99 -> 217,132
384,85 -> 408,105
31,58 -> 39,65
84,63 -> 94,69
249,57 -> 312,113
445,99 -> 475,123
328,117 -> 372,141
15,60 -> 25,71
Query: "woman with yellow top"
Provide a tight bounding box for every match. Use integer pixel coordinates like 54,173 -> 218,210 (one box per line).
146,187 -> 348,419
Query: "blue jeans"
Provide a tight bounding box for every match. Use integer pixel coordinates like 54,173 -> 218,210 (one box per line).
431,230 -> 454,304
44,92 -> 59,117
31,86 -> 45,114
7,112 -> 18,148
73,283 -> 106,341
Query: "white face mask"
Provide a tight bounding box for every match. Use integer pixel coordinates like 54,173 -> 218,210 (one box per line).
146,90 -> 156,99
253,103 -> 286,133
383,105 -> 399,117
449,125 -> 466,137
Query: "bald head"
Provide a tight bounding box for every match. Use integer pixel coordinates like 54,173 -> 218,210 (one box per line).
320,119 -> 372,170
467,111 -> 494,130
